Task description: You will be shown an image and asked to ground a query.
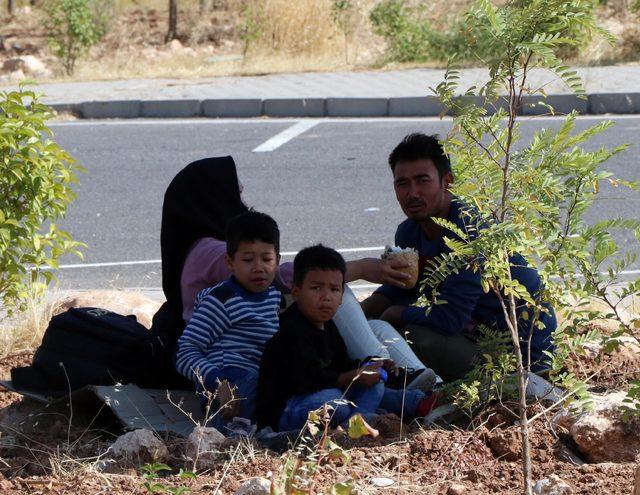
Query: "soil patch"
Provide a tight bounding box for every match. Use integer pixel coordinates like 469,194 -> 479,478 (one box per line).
0,352 -> 637,494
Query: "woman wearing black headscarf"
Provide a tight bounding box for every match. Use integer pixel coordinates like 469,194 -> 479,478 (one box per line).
150,157 -> 247,366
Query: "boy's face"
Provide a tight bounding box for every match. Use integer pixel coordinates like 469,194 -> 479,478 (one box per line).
292,269 -> 344,328
226,241 -> 279,293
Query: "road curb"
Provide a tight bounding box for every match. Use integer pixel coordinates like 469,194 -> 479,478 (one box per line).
50,93 -> 640,119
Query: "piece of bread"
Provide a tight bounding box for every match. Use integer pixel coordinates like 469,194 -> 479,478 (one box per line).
382,246 -> 419,288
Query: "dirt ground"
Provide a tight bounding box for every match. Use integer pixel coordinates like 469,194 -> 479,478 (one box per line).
0,351 -> 637,494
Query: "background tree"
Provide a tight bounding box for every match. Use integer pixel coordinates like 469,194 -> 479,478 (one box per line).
166,0 -> 178,42
0,87 -> 85,316
43,0 -> 110,75
7,0 -> 13,15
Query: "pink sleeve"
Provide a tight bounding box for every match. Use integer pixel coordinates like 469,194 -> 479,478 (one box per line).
180,238 -> 294,321
275,261 -> 293,293
181,238 -> 230,321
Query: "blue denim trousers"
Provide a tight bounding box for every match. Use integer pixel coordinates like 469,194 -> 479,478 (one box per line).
199,366 -> 259,430
278,382 -> 425,432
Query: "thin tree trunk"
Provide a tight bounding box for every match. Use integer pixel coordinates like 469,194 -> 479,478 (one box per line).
166,0 -> 178,42
8,0 -> 14,15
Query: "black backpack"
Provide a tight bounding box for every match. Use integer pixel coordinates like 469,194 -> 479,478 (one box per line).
11,307 -> 179,395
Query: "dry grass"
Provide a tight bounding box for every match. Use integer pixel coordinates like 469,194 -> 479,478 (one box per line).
0,286 -> 62,359
4,0 -> 639,82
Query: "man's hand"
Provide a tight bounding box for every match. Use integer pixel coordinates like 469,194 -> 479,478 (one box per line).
346,257 -> 412,287
380,305 -> 407,329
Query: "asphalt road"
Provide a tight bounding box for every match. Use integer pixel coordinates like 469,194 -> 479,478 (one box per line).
48,116 -> 640,294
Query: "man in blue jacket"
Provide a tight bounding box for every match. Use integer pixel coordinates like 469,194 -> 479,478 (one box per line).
361,133 -> 556,382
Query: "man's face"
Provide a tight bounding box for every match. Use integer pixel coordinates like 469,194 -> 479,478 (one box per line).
393,158 -> 452,222
292,269 -> 344,328
226,241 -> 279,293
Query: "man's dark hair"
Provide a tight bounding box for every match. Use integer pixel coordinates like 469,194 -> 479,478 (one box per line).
293,244 -> 346,286
388,133 -> 452,179
226,211 -> 280,256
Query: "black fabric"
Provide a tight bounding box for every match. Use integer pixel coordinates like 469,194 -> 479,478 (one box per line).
255,303 -> 360,430
160,156 -> 247,306
11,308 -> 171,395
152,156 -> 248,360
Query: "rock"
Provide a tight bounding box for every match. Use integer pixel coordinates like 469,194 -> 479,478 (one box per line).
185,426 -> 226,470
447,482 -> 468,495
55,290 -> 161,329
20,55 -> 51,78
7,69 -> 25,82
109,429 -> 169,464
169,39 -> 183,51
370,477 -> 394,487
533,475 -> 573,495
234,477 -> 271,495
553,391 -> 640,463
94,458 -> 119,473
2,58 -> 25,72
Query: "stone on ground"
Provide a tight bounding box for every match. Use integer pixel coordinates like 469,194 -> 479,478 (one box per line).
234,477 -> 271,495
185,426 -> 226,470
20,55 -> 51,78
169,39 -> 183,51
109,429 -> 169,464
533,475 -> 573,495
553,391 -> 640,463
56,290 -> 161,329
447,481 -> 469,495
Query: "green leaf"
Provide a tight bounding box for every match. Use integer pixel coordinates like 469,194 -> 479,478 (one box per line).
347,413 -> 379,439
331,480 -> 356,495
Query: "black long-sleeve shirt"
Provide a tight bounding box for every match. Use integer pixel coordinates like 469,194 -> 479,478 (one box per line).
255,303 -> 360,430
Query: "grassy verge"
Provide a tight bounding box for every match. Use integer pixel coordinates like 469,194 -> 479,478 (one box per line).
2,0 -> 638,83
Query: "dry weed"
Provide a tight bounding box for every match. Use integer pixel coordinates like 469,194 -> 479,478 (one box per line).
0,286 -> 62,359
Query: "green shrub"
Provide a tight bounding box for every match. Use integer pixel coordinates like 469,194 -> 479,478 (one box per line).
370,0 -> 603,65
43,0 -> 111,75
0,87 -> 85,315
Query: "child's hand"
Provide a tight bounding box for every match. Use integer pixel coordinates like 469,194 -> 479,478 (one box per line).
216,379 -> 240,420
355,362 -> 383,388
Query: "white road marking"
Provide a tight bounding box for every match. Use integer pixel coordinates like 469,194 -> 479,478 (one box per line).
252,120 -> 319,152
50,245 -> 387,270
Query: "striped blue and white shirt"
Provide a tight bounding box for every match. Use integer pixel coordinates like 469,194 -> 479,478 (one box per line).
175,276 -> 281,386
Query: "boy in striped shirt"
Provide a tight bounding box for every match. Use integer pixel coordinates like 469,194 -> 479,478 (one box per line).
176,211 -> 281,429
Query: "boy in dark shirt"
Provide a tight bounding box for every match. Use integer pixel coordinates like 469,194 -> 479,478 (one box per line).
256,244 -> 439,432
